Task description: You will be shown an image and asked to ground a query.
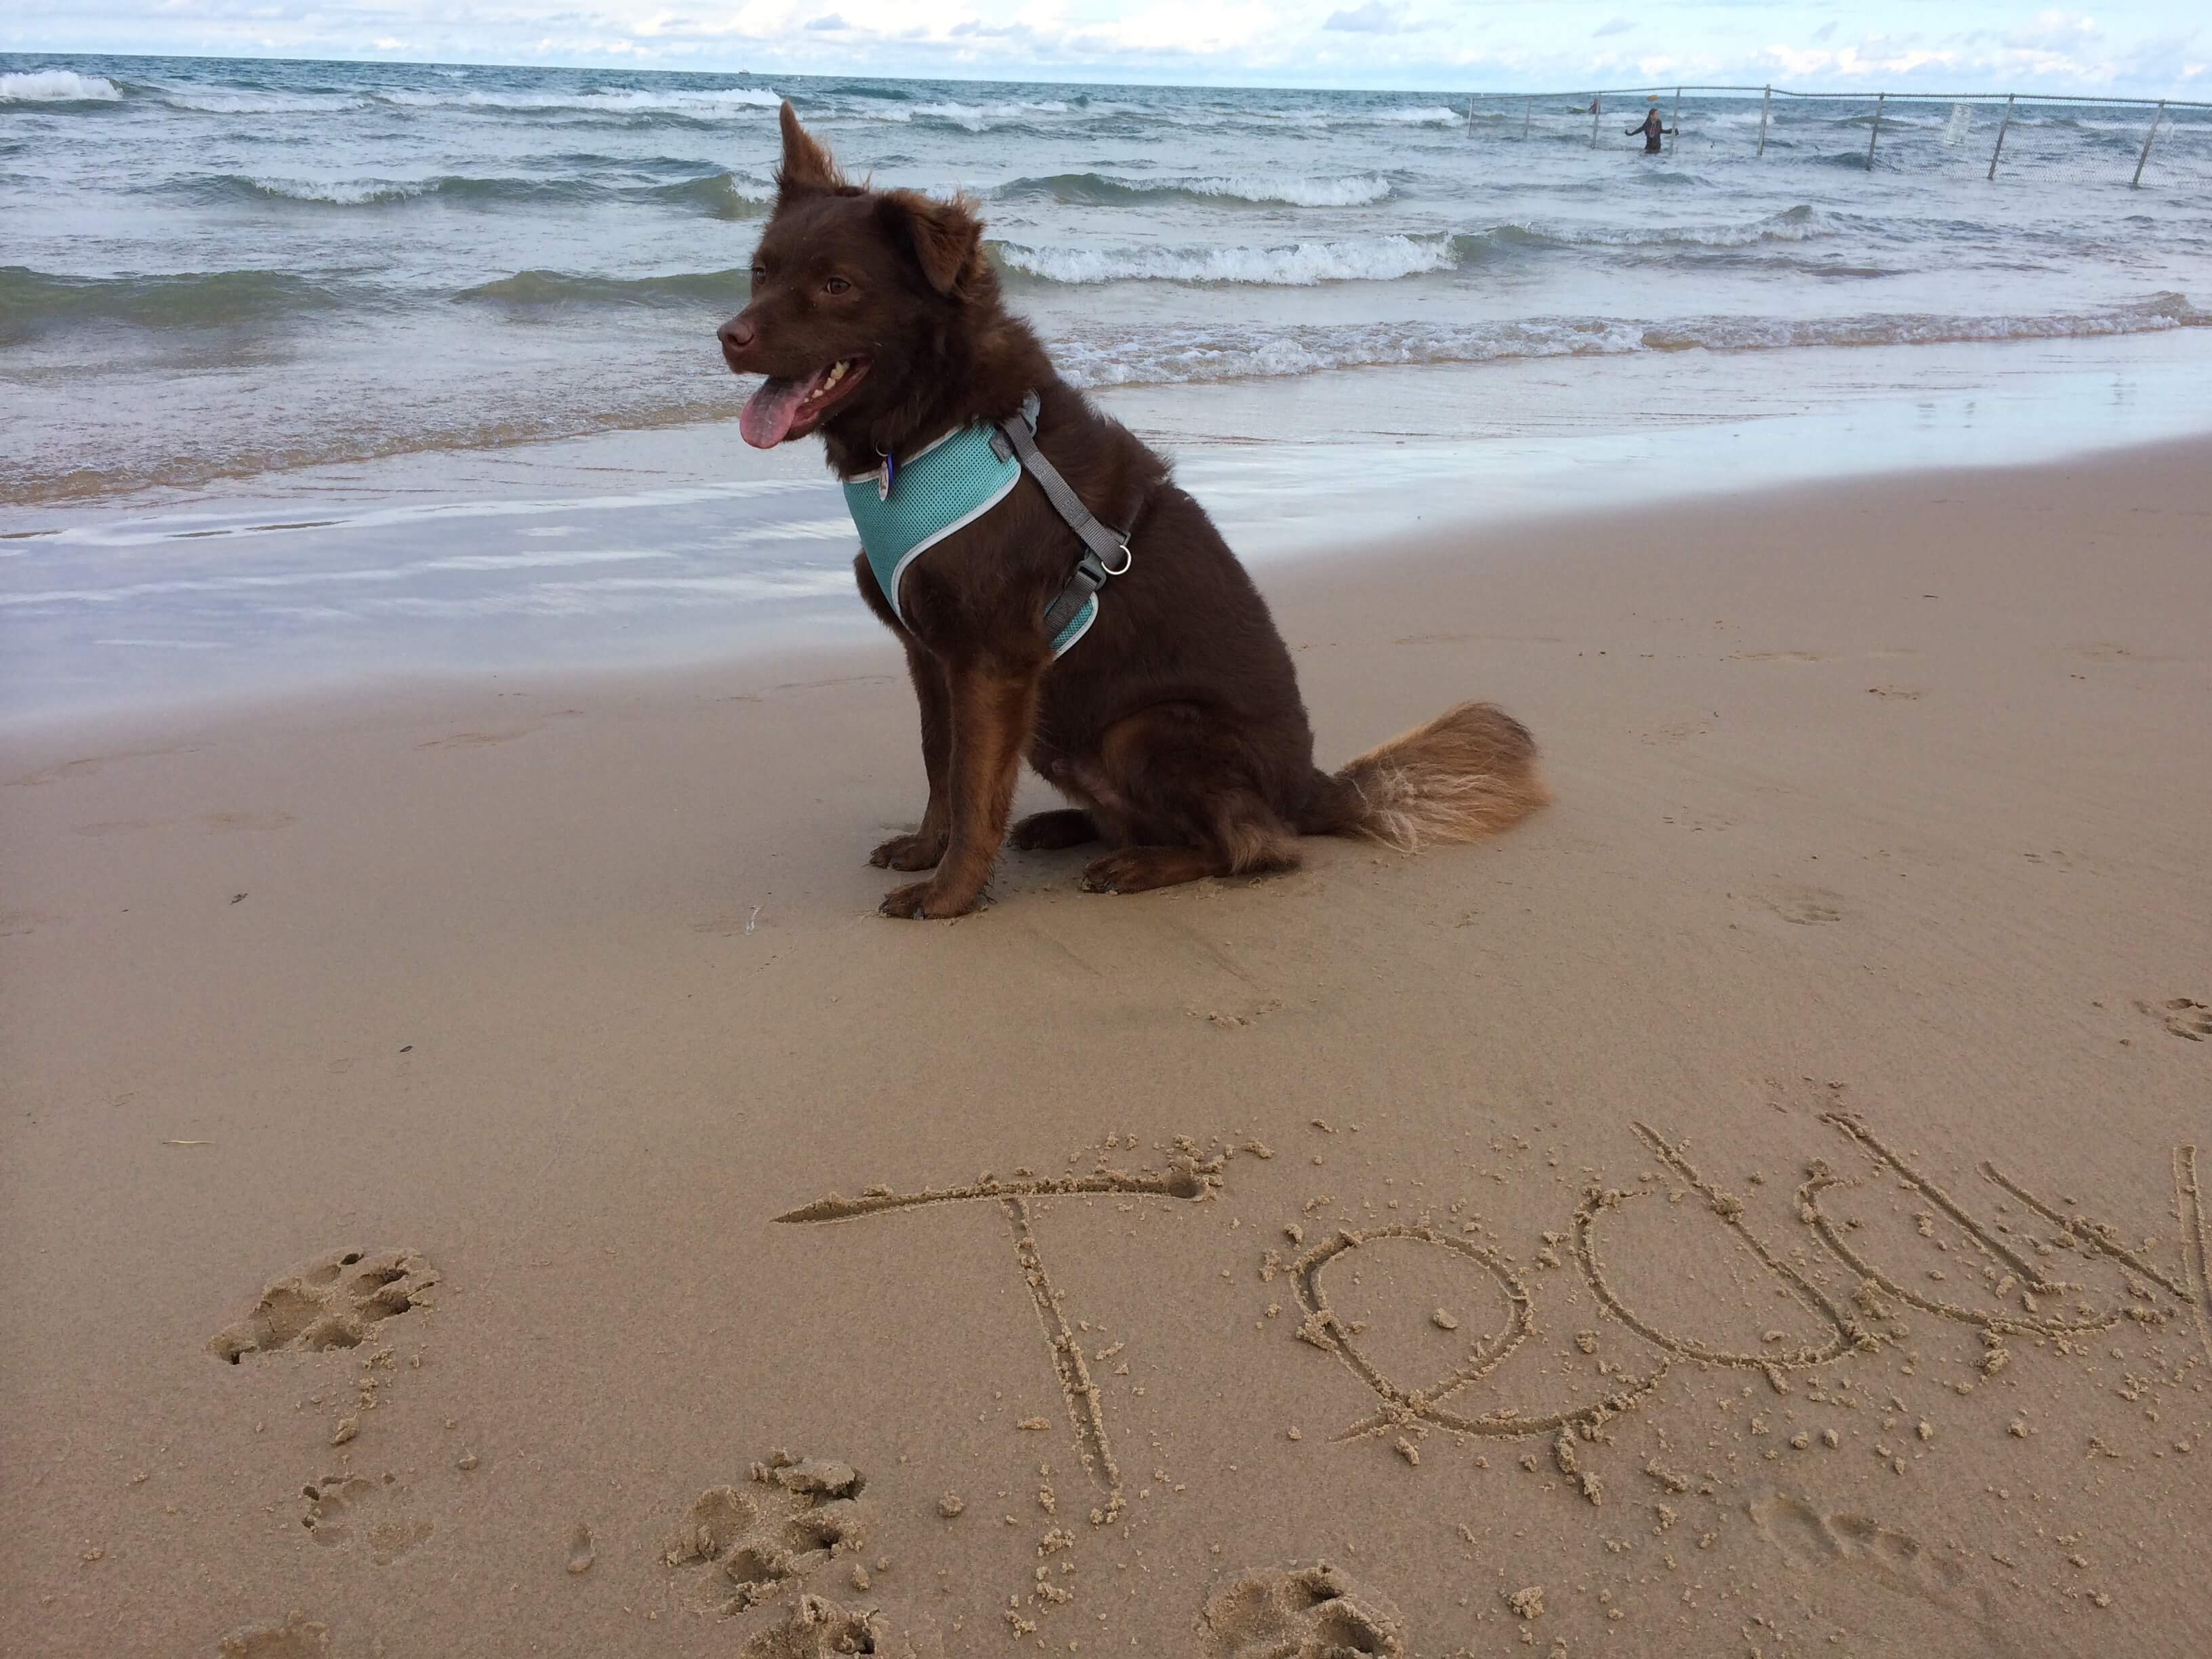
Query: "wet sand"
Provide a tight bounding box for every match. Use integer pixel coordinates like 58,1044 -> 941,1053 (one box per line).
12,327 -> 2212,724
3,438 -> 2209,1657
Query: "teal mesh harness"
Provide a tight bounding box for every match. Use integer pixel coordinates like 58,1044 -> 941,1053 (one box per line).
842,394 -> 1126,660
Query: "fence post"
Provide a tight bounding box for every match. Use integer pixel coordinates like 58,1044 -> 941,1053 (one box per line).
1757,85 -> 1771,156
1865,91 -> 1885,169
1591,94 -> 1602,149
1987,93 -> 2014,180
1523,97 -> 1532,140
2131,98 -> 2167,188
1671,85 -> 1681,154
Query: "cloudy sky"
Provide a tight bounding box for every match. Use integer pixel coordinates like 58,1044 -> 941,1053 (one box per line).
5,3 -> 2204,95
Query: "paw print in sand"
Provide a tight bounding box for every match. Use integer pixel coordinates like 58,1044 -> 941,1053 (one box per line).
300,1472 -> 434,1564
218,1612 -> 329,1658
739,1593 -> 888,1657
209,1248 -> 437,1362
665,1452 -> 868,1614
1197,1561 -> 1405,1658
2143,996 -> 2211,1042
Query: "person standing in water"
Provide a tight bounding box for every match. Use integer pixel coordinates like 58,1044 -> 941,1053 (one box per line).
1627,96 -> 1669,154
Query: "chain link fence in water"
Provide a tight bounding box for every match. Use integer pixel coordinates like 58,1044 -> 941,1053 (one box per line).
1465,88 -> 2211,196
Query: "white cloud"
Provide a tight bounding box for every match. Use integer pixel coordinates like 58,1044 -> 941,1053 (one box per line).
2,2 -> 2201,96
1761,41 -> 1962,81
1324,4 -> 1406,34
2007,9 -> 2099,48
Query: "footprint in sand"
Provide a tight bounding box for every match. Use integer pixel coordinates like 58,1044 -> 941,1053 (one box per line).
415,729 -> 535,750
8,747 -> 180,788
665,1453 -> 869,1615
209,1248 -> 438,1363
9,757 -> 106,787
1748,1492 -> 2009,1646
1196,1561 -> 1405,1658
1762,887 -> 1845,926
300,1473 -> 434,1564
216,1611 -> 329,1657
739,1593 -> 937,1658
2140,997 -> 2211,1042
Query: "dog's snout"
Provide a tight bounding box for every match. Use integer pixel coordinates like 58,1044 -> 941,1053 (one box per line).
717,313 -> 762,376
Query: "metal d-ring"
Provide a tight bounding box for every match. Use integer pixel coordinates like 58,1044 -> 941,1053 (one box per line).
1102,542 -> 1132,577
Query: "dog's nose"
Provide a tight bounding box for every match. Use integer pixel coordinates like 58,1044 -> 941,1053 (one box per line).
719,316 -> 756,352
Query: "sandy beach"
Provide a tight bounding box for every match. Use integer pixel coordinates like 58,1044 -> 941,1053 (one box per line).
4,436 -> 2209,1657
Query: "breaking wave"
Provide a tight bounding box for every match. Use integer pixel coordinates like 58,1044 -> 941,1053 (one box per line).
1053,293 -> 2210,387
0,69 -> 122,102
991,234 -> 1456,286
995,171 -> 1395,208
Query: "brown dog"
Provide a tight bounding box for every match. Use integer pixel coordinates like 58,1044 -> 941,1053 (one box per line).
719,105 -> 1547,918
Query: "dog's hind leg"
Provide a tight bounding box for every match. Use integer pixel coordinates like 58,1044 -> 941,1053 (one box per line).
1067,710 -> 1303,895
1080,798 -> 1300,895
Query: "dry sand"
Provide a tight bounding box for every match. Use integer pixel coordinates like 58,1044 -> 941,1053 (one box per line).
3,438 -> 2209,1658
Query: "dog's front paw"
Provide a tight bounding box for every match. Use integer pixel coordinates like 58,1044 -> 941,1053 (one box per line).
878,879 -> 985,920
869,829 -> 947,871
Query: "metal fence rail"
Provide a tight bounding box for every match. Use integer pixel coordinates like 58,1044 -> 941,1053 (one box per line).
1458,85 -> 2211,191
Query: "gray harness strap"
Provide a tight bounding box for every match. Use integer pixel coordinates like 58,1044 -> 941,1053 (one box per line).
992,392 -> 1132,647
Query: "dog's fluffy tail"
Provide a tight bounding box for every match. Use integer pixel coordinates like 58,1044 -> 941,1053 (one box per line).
1302,701 -> 1549,852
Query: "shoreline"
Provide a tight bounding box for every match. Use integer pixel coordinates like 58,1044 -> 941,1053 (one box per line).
9,327 -> 2212,726
5,436 -> 2210,1656
8,408 -> 2212,746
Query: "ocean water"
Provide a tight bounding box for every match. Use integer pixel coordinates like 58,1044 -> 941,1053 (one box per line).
5,56 -> 2209,507
3,56 -> 2210,715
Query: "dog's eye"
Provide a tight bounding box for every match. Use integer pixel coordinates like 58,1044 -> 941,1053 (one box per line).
823,276 -> 851,296
750,264 -> 764,283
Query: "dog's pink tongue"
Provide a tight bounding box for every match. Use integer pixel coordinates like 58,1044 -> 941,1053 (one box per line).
739,375 -> 811,449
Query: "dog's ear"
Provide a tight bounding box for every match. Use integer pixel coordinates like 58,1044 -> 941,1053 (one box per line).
775,102 -> 840,200
876,190 -> 987,298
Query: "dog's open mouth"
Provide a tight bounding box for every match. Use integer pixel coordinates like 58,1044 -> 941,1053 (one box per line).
738,357 -> 871,449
